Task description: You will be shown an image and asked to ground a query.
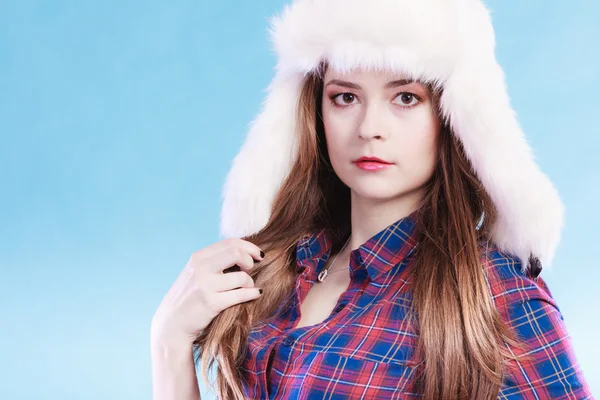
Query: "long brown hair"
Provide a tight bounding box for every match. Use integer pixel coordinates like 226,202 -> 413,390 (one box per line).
194,62 -> 531,399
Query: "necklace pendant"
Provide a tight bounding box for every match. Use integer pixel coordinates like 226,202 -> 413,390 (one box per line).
317,269 -> 328,282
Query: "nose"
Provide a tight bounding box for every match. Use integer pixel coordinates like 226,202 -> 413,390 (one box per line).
357,102 -> 387,141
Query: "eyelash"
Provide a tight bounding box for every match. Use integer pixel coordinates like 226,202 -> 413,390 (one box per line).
329,92 -> 421,109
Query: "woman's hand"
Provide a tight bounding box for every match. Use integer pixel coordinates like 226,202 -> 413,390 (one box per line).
151,238 -> 264,348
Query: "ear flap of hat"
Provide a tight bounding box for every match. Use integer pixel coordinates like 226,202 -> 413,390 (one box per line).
438,0 -> 565,270
220,73 -> 304,239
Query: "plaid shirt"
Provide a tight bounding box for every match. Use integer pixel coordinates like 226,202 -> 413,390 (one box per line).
239,213 -> 593,399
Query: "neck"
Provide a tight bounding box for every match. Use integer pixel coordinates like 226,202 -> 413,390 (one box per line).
348,187 -> 424,251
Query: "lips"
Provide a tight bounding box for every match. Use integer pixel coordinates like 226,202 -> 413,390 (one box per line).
353,156 -> 393,164
353,157 -> 394,171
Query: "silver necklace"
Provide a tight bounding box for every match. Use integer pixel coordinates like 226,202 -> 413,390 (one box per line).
317,236 -> 351,283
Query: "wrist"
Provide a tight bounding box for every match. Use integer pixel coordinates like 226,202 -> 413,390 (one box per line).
151,325 -> 195,352
151,330 -> 195,352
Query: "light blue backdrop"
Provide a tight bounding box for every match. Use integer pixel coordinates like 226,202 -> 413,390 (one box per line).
0,1 -> 598,398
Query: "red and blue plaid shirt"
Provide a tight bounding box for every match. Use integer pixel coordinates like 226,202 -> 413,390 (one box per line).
239,213 -> 593,399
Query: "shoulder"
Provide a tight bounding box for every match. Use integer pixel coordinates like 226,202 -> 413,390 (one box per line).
477,241 -> 567,360
478,241 -> 593,396
478,241 -> 557,315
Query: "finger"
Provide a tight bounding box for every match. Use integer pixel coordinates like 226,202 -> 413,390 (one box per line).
208,245 -> 257,274
213,271 -> 255,292
201,238 -> 264,263
213,287 -> 263,311
227,238 -> 265,264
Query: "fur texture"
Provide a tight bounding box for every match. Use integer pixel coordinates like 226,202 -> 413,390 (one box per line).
219,0 -> 565,272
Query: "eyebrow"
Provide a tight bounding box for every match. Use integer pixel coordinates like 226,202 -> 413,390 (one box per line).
324,78 -> 415,90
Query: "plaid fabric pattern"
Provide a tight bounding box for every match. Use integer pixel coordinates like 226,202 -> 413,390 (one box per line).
239,212 -> 593,399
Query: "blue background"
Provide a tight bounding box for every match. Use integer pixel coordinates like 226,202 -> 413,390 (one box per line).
1,1 -> 598,398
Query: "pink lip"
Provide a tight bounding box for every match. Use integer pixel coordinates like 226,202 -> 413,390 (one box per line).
354,161 -> 394,171
354,156 -> 392,164
353,156 -> 394,171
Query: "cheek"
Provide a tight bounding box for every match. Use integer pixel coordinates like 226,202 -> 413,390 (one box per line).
323,114 -> 351,158
402,122 -> 439,178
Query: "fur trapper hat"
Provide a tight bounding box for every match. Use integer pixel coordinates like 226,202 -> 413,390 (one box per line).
218,0 -> 564,273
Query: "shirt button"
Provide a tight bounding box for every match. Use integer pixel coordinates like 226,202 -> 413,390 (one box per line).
282,336 -> 295,347
334,303 -> 346,313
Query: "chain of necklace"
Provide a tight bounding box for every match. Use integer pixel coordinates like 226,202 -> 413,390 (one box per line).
317,236 -> 351,283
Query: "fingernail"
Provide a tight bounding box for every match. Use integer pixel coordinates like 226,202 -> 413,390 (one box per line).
260,250 -> 265,258
259,288 -> 263,294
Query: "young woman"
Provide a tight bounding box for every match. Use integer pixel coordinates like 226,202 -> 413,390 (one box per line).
151,0 -> 594,399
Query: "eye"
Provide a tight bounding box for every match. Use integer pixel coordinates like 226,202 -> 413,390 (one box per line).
393,92 -> 421,108
330,92 -> 358,107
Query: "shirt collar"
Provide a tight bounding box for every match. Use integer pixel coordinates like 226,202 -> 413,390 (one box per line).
296,210 -> 420,282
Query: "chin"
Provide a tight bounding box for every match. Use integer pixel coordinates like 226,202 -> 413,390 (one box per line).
349,183 -> 405,202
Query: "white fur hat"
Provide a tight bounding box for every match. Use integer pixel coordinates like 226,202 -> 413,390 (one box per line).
219,0 -> 565,272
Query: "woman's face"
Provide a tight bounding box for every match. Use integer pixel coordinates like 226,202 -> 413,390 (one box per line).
321,68 -> 440,205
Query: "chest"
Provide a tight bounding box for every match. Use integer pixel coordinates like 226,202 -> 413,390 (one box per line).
295,269 -> 351,329
240,271 -> 420,399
